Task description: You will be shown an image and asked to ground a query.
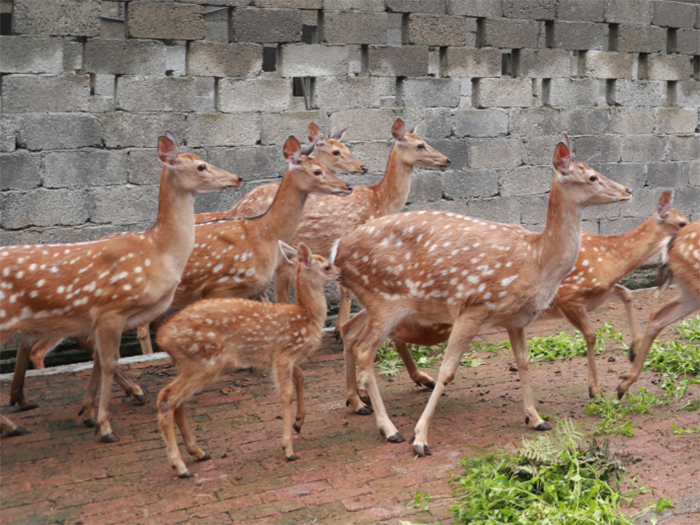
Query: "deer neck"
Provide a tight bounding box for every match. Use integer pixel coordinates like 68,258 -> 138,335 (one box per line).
258,169 -> 308,244
607,216 -> 665,278
151,168 -> 196,272
294,271 -> 327,328
373,144 -> 414,215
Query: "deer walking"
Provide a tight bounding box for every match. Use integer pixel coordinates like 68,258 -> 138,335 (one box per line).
351,191 -> 687,403
0,132 -> 241,441
334,134 -> 631,455
156,241 -> 342,477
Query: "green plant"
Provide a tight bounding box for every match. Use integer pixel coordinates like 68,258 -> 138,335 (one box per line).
585,388 -> 661,437
677,396 -> 700,412
527,322 -> 624,362
671,423 -> 700,435
673,316 -> 700,343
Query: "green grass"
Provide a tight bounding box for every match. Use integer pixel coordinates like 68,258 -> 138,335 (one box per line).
585,388 -> 661,437
673,316 -> 700,343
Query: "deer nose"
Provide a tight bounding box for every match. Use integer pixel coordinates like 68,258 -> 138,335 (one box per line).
445,158 -> 451,165
625,188 -> 633,195
346,185 -> 353,193
361,165 -> 368,174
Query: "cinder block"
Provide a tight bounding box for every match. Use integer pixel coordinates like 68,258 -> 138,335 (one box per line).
193,76 -> 213,113
556,0 -> 604,22
442,48 -> 501,78
90,185 -> 159,225
401,78 -> 461,108
599,217 -> 645,236
167,44 -> 187,77
406,14 -> 466,46
621,135 -> 666,162
323,0 -> 386,11
551,21 -> 607,50
652,0 -> 696,28
127,3 -> 205,40
233,8 -> 302,43
500,166 -> 552,196
690,160 -> 700,187
454,109 -> 508,138
605,0 -> 651,25
610,80 -> 665,107
43,150 -> 127,189
580,51 -> 633,79
0,36 -> 63,74
470,196 -> 523,224
588,162 -> 646,191
11,114 -> 103,151
645,54 -> 693,81
676,29 -> 700,55
545,78 -> 599,107
677,80 -> 700,107
328,109 -> 395,141
573,135 -> 622,163
208,145 -> 287,182
3,189 -> 91,229
406,171 -> 444,203
469,138 -> 523,169
442,169 -> 499,199
0,151 -> 42,191
204,6 -> 229,43
85,39 -> 166,76
519,49 -> 571,78
474,78 -> 532,108
502,0 -> 556,20
64,40 -> 83,72
188,114 -> 261,147
509,108 -> 561,136
479,18 -> 539,48
315,77 -> 394,109
341,141 -> 393,173
656,108 -> 698,134
219,78 -> 292,113
117,77 -> 197,112
609,108 -> 655,134
187,43 -> 262,77
673,186 -> 700,222
667,135 -> 700,161
386,0 -> 446,14
647,161 -> 689,188
368,45 -> 430,77
259,110 -> 329,145
616,25 -> 665,53
2,74 -> 89,113
425,138 -> 468,170
255,0 -> 322,7
394,108 -> 454,139
560,108 -> 609,135
99,113 -> 187,149
447,0 -> 501,17
523,135 -> 558,165
323,11 -> 387,44
280,44 -> 349,77
128,149 -> 162,186
13,0 -> 100,36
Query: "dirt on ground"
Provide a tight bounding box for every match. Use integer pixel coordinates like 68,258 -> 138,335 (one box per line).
1,287 -> 698,525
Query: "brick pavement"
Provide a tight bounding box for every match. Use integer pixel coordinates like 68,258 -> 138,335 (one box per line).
1,288 -> 699,525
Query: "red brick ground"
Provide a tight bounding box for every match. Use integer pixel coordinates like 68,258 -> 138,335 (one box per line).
1,288 -> 698,525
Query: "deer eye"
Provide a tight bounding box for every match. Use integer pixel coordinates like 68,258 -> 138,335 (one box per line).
198,164 -> 207,171
589,175 -> 597,182
314,169 -> 322,175
325,265 -> 331,271
680,221 -> 687,227
333,150 -> 341,156
417,143 -> 425,149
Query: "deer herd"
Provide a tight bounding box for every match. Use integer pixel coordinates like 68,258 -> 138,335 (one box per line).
1,120 -> 698,476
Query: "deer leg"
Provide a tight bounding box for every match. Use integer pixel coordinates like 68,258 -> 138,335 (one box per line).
29,338 -> 63,370
274,264 -> 294,304
559,304 -> 602,398
80,350 -> 102,427
292,365 -> 305,433
1,414 -> 27,437
393,339 -> 436,390
93,317 -> 126,442
9,341 -> 38,410
609,284 -> 641,360
508,327 -> 550,431
174,404 -> 209,462
276,362 -> 299,461
137,324 -> 154,355
341,309 -> 373,415
412,314 -> 481,457
334,285 -> 352,336
618,291 -> 699,399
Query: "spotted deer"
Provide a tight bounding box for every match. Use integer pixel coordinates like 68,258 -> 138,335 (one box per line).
617,220 -> 700,398
156,241 -> 343,477
333,133 -> 632,456
0,132 -> 241,441
353,191 -> 687,403
1,414 -> 27,437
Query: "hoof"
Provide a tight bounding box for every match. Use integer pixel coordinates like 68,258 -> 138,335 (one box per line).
6,427 -> 28,437
617,386 -> 626,400
387,433 -> 405,443
628,342 -> 636,363
293,424 -> 302,433
588,388 -> 603,399
357,405 -> 373,416
198,454 -> 211,462
413,443 -> 431,457
286,454 -> 300,462
100,432 -> 120,443
132,393 -> 147,405
424,381 -> 436,390
359,395 -> 371,406
83,418 -> 98,428
18,403 -> 39,412
534,422 -> 552,431
178,471 -> 193,479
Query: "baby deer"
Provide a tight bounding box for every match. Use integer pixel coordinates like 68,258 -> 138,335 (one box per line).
156,241 -> 343,478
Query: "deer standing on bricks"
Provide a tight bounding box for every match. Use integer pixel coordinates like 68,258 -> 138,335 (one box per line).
333,134 -> 632,455
0,132 -> 241,441
156,241 -> 343,478
351,191 -> 687,403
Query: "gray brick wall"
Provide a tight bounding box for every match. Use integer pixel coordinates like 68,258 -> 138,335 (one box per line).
0,0 -> 698,247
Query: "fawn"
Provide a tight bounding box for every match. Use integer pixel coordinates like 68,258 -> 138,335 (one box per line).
156,241 -> 343,477
0,132 -> 241,441
334,133 -> 631,456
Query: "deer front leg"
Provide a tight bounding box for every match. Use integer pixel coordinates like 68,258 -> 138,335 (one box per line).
158,401 -> 188,477
609,284 -> 641,361
508,327 -> 550,431
292,365 -> 306,433
559,304 -> 602,398
137,324 -> 154,355
393,339 -> 436,390
9,341 -> 38,410
277,362 -> 299,461
1,414 -> 28,437
274,263 -> 294,304
93,317 -> 126,442
334,284 -> 353,336
29,338 -> 63,370
341,309 -> 373,415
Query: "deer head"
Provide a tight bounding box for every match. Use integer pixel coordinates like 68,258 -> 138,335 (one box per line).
391,118 -> 451,170
654,191 -> 688,234
307,123 -> 368,175
283,136 -> 353,197
279,241 -> 343,286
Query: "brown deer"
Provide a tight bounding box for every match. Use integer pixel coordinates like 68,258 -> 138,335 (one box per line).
227,118 -> 450,334
617,220 -> 700,398
1,414 -> 27,437
0,131 -> 241,441
156,241 -> 343,477
350,191 -> 687,404
333,133 -> 631,455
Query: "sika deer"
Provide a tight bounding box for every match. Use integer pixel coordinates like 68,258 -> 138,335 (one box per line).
356,191 -> 687,402
0,132 -> 241,441
617,220 -> 700,398
333,133 -> 631,455
156,241 -> 343,477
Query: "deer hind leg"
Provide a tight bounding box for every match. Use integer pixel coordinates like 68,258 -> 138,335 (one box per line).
274,263 -> 294,304
292,365 -> 306,433
9,341 -> 38,410
276,361 -> 300,461
334,285 -> 353,336
137,324 -> 154,355
29,338 -> 63,370
508,327 -> 550,431
618,291 -> 699,399
560,304 -> 602,398
174,404 -> 209,462
93,317 -> 126,442
609,284 -> 641,361
1,414 -> 27,437
341,309 -> 374,415
393,340 -> 436,390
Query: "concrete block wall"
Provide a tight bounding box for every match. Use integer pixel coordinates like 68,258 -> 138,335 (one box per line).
1,0 -> 699,247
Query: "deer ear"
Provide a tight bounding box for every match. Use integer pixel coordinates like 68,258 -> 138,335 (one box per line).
552,140 -> 571,175
283,136 -> 302,165
656,190 -> 673,219
308,123 -> 322,143
391,118 -> 406,142
296,242 -> 312,267
331,127 -> 348,141
279,241 -> 299,265
158,132 -> 179,166
300,134 -> 320,157
407,123 -> 418,134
